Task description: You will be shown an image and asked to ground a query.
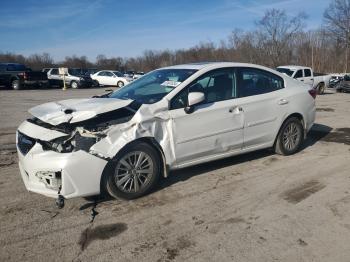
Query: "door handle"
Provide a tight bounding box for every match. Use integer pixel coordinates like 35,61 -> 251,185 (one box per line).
229,106 -> 243,113
300,79 -> 304,81
278,99 -> 289,105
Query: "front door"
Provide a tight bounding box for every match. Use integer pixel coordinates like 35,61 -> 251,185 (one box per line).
168,68 -> 244,166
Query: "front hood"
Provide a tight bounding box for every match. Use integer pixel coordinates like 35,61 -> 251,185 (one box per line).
29,98 -> 133,125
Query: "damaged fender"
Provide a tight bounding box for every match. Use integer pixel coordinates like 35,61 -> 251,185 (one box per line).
90,99 -> 175,176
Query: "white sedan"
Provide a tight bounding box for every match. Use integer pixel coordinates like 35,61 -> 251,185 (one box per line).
16,62 -> 316,206
91,70 -> 129,87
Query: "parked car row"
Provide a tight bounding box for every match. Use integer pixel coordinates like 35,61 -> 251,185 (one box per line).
0,62 -> 135,90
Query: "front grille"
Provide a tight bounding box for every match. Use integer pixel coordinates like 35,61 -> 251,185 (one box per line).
17,131 -> 36,155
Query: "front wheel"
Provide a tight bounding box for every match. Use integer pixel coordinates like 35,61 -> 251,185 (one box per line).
70,81 -> 78,89
105,142 -> 160,200
274,117 -> 304,156
117,81 -> 124,88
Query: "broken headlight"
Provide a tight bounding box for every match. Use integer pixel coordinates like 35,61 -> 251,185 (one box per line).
73,133 -> 97,152
42,133 -> 98,153
47,136 -> 75,153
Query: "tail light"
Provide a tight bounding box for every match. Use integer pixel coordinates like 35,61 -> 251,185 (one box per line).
308,89 -> 317,99
18,72 -> 27,80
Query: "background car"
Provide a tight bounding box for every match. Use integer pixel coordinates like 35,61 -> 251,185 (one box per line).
329,74 -> 345,88
47,68 -> 94,88
0,63 -> 48,90
336,74 -> 350,93
91,70 -> 129,87
276,65 -> 331,94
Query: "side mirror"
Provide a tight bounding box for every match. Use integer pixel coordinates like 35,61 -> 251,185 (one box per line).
185,92 -> 205,114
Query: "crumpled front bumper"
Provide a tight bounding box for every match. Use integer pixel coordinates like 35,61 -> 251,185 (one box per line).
17,124 -> 108,199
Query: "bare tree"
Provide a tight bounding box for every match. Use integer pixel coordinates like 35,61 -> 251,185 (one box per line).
324,0 -> 350,72
256,9 -> 307,67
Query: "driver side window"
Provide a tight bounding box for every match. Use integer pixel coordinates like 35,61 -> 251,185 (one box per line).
170,68 -> 236,110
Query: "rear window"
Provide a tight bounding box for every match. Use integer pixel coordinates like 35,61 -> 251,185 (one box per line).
304,69 -> 311,77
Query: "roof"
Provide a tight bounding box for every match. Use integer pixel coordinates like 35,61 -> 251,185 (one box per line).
277,65 -> 312,70
160,62 -> 271,71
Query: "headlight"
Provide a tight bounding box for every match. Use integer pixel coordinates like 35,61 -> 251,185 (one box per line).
41,133 -> 97,153
47,136 -> 74,153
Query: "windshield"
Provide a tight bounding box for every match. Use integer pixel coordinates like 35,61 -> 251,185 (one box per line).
109,69 -> 197,104
68,69 -> 83,76
113,71 -> 124,77
276,68 -> 294,77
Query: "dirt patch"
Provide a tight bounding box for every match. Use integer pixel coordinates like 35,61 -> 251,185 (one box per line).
226,217 -> 245,224
298,238 -> 308,246
316,107 -> 335,112
309,128 -> 350,145
283,180 -> 325,204
78,223 -> 127,251
161,236 -> 196,261
0,150 -> 17,167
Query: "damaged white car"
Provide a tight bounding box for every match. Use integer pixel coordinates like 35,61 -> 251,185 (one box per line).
17,62 -> 316,205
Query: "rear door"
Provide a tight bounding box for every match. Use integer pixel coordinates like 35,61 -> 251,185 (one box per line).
104,71 -> 116,85
236,67 -> 286,149
168,68 -> 244,166
303,68 -> 314,87
48,68 -> 62,85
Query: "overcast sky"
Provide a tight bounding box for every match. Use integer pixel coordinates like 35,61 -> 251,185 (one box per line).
0,0 -> 331,62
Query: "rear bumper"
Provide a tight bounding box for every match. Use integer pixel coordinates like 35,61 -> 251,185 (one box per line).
17,138 -> 108,199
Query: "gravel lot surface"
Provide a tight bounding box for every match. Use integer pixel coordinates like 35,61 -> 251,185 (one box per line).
1,88 -> 350,262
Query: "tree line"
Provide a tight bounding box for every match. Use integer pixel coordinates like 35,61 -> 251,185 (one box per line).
1,0 -> 349,74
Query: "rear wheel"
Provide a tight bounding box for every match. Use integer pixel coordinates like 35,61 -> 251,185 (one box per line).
317,83 -> 325,95
105,142 -> 160,200
274,117 -> 304,156
11,79 -> 21,90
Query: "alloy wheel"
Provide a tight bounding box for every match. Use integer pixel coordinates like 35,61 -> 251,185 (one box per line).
282,122 -> 301,151
114,151 -> 154,193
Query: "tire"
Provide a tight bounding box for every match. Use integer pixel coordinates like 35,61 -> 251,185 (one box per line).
70,81 -> 78,89
105,142 -> 160,200
117,81 -> 124,88
274,117 -> 304,156
317,83 -> 325,95
11,79 -> 21,90
94,80 -> 100,87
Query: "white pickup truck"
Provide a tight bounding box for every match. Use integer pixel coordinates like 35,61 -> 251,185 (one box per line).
276,65 -> 331,94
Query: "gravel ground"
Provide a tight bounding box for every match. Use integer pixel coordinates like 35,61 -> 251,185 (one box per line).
0,87 -> 350,262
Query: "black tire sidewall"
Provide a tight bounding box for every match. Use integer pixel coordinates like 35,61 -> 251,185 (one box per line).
117,81 -> 124,88
318,83 -> 325,95
106,142 -> 160,200
277,117 -> 304,155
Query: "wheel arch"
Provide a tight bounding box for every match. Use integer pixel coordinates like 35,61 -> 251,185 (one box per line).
99,137 -> 168,196
274,112 -> 305,147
